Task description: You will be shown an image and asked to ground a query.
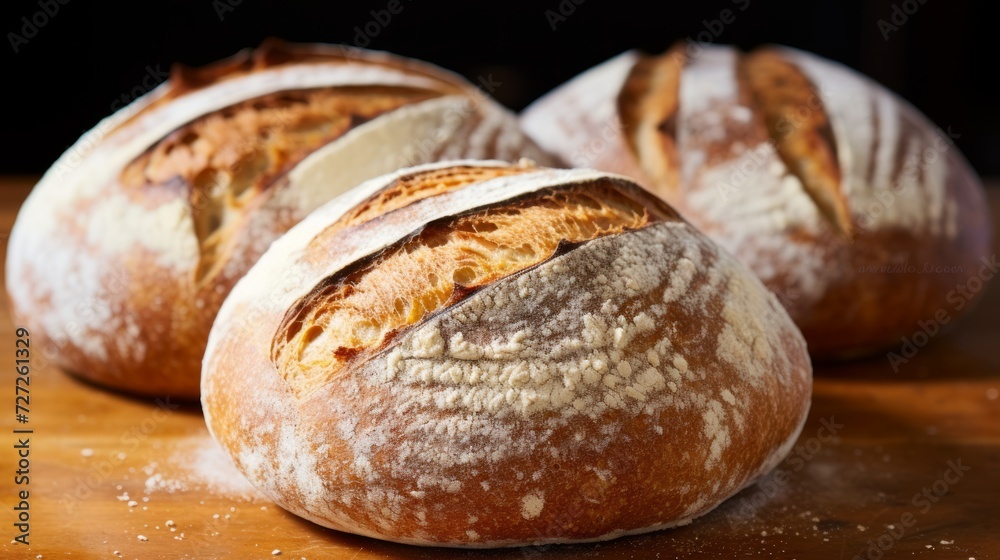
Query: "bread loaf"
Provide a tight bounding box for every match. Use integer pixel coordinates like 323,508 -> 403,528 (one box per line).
201,160 -> 812,547
5,40 -> 548,398
522,44 -> 992,359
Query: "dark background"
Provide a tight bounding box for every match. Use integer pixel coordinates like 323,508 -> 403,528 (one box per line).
1,0 -> 997,177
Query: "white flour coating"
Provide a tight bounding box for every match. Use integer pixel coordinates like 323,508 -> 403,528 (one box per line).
686,159 -> 827,303
375,224 -> 781,422
279,98 -> 547,215
662,249 -> 698,304
679,45 -> 829,304
521,51 -> 641,173
6,57 -> 453,364
521,493 -> 545,520
16,60 -> 449,256
203,163 -> 811,547
716,274 -> 775,381
208,165 -> 622,355
142,439 -> 261,499
86,195 -> 200,269
336,225 -> 799,531
230,97 -> 549,274
778,47 -> 956,239
522,44 -> 970,319
677,46 -> 740,146
8,52 -> 543,376
204,165 -> 633,538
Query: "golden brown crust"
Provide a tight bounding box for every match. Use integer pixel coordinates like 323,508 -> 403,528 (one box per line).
618,45 -> 685,198
795,147 -> 992,358
521,43 -> 992,359
336,164 -> 535,231
6,45 -> 549,399
113,38 -> 468,133
121,86 -> 440,284
741,49 -> 851,237
273,180 -> 667,396
201,163 -> 813,547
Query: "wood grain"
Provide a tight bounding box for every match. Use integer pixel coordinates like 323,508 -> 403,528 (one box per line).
1,177 -> 997,559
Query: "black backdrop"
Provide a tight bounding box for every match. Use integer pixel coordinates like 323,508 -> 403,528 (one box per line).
1,0 -> 997,177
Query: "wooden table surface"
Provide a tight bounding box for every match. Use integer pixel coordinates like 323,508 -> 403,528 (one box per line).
1,177 -> 997,560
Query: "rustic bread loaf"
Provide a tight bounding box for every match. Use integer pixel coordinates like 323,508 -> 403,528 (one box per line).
201,160 -> 812,547
521,44 -> 992,359
5,40 -> 548,398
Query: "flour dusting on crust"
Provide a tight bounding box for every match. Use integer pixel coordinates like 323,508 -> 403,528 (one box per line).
202,163 -> 812,547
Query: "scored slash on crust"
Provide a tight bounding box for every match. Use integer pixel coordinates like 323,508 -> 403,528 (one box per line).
740,49 -> 852,238
120,85 -> 444,284
270,167 -> 676,397
617,44 -> 853,238
6,41 -> 552,398
200,161 -> 814,547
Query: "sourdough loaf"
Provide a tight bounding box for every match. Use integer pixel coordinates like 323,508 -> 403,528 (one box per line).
6,40 -> 548,397
201,161 -> 812,546
522,44 -> 992,358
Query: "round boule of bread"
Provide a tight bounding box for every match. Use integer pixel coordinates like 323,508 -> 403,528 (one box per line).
521,44 -> 992,359
5,40 -> 549,398
201,160 -> 812,547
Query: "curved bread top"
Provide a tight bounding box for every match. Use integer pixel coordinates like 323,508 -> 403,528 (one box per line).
273,178 -> 667,396
587,43 -> 986,312
6,45 -> 543,377
114,38 -> 471,133
207,162 -> 682,400
615,43 -> 970,241
201,162 -> 812,546
121,85 -> 442,283
20,46 -> 471,270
